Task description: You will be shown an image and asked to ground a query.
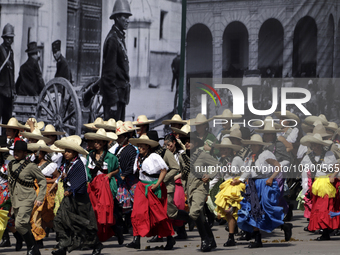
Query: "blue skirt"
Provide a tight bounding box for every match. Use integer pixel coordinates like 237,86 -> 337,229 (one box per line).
237,178 -> 284,233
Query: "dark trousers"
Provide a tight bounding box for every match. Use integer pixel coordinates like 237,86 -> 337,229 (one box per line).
171,74 -> 179,92
0,95 -> 13,135
103,102 -> 126,121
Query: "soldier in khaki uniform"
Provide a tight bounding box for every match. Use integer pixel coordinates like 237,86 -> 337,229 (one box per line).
7,140 -> 47,255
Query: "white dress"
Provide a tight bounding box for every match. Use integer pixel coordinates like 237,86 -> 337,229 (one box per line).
139,153 -> 168,182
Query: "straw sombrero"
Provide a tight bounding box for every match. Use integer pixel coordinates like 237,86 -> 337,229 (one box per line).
116,120 -> 124,128
21,129 -> 52,143
124,121 -> 140,131
95,118 -> 116,131
255,122 -> 284,133
300,133 -> 333,147
171,124 -> 190,136
83,117 -> 105,130
251,117 -> 282,130
304,114 -> 329,126
107,132 -> 118,141
213,109 -> 242,120
0,117 -> 26,130
41,124 -> 66,136
307,124 -> 332,138
162,114 -> 187,125
325,122 -> 338,132
68,135 -> 82,146
214,138 -> 242,151
228,128 -> 243,140
242,134 -> 271,146
130,134 -> 159,148
190,113 -> 213,126
274,111 -> 300,124
221,124 -> 240,135
24,118 -> 45,131
50,144 -> 65,153
133,115 -> 155,126
115,125 -> 130,136
55,137 -> 89,155
84,128 -> 117,141
27,140 -> 53,153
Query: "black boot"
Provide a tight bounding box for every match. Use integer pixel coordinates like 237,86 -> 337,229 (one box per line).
147,235 -> 163,243
0,229 -> 11,247
36,239 -> 44,249
22,231 -> 41,255
92,242 -> 103,255
248,231 -> 263,248
52,247 -> 67,255
281,223 -> 293,241
112,225 -> 124,245
164,236 -> 176,250
13,231 -> 23,251
316,229 -> 331,241
175,225 -> 188,240
188,217 -> 196,231
125,236 -> 141,249
237,231 -> 252,241
283,204 -> 293,222
195,216 -> 211,252
223,233 -> 236,247
204,220 -> 216,249
204,203 -> 215,228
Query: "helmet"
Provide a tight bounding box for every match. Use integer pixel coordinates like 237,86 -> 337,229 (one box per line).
2,23 -> 15,38
110,0 -> 132,19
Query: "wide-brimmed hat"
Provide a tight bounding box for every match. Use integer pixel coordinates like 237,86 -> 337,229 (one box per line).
162,114 -> 187,125
214,138 -> 242,151
242,134 -> 271,146
147,130 -> 163,142
0,117 -> 26,130
274,110 -> 300,124
171,124 -> 190,136
251,116 -> 282,130
304,114 -> 329,126
133,115 -> 155,126
124,121 -> 140,131
221,124 -> 240,135
83,117 -> 104,130
325,122 -> 338,132
115,125 -> 130,136
24,118 -> 45,131
25,41 -> 39,54
21,129 -> 52,143
50,144 -> 65,153
84,128 -> 117,141
307,124 -> 332,138
55,137 -> 89,155
27,140 -> 53,153
190,113 -> 213,126
255,122 -> 284,133
130,134 -> 159,148
0,136 -> 9,153
95,118 -> 116,131
300,133 -> 333,147
107,132 -> 118,141
228,128 -> 243,140
213,109 -> 242,120
41,124 -> 66,136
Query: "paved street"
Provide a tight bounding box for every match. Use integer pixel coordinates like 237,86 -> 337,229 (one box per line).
2,210 -> 340,255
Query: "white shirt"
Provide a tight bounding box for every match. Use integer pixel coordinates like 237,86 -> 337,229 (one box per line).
39,162 -> 58,177
87,156 -> 109,176
277,127 -> 299,143
139,153 -> 168,182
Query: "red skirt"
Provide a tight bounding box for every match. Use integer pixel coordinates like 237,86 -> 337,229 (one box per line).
131,181 -> 174,237
172,179 -> 186,227
308,179 -> 340,231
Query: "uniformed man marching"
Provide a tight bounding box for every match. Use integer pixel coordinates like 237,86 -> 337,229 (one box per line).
7,140 -> 47,255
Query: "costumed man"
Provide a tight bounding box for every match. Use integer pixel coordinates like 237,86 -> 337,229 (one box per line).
52,40 -> 73,83
171,53 -> 180,92
7,140 -> 47,255
0,23 -> 15,136
15,42 -> 45,96
100,0 -> 132,121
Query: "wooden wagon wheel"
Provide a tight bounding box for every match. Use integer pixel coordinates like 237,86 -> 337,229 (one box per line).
36,77 -> 82,136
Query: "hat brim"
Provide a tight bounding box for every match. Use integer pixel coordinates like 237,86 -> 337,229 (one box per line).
110,12 -> 132,19
129,138 -> 159,148
306,132 -> 332,138
21,133 -> 51,143
301,123 -> 313,133
134,120 -> 155,126
27,144 -> 53,153
214,144 -> 243,151
300,136 -> 333,147
54,140 -> 89,155
190,117 -> 213,126
0,147 -> 9,152
325,126 -> 338,132
50,145 -> 65,153
171,127 -> 188,136
84,133 -> 116,141
40,131 -> 66,136
304,116 -> 329,126
162,120 -> 187,125
0,124 -> 26,130
95,124 -> 116,131
242,140 -> 271,146
274,111 -> 301,124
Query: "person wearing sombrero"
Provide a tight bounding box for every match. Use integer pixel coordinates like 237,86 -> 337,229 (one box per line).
7,140 -> 47,255
212,137 -> 245,247
28,140 -> 58,249
15,41 -> 45,96
0,136 -> 23,251
41,124 -> 65,146
53,138 -> 103,255
162,114 -> 187,137
213,109 -> 242,143
133,115 -> 155,137
113,125 -> 139,234
299,133 -> 340,241
126,135 -> 174,250
237,134 -> 290,248
84,128 -> 124,245
0,117 -> 26,150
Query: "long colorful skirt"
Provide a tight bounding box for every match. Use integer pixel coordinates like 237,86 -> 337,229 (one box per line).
0,183 -> 14,227
116,176 -> 138,212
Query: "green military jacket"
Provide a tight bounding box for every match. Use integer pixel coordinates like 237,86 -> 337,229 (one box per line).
163,149 -> 179,194
8,159 -> 47,209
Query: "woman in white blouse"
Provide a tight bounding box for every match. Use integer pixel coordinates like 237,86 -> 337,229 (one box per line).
126,135 -> 175,250
299,133 -> 339,240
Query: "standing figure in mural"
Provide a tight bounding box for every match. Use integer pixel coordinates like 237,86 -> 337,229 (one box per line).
171,53 -> 180,92
15,42 -> 45,96
0,23 -> 15,136
100,0 -> 132,121
52,40 -> 73,83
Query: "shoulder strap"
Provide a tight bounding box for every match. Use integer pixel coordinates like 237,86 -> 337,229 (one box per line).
0,45 -> 10,72
8,160 -> 35,189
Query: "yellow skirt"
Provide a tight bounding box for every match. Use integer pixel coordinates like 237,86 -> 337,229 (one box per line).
312,176 -> 336,198
215,178 -> 245,220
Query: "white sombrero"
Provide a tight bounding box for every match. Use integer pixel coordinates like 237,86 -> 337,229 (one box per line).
84,128 -> 117,141
133,115 -> 155,126
50,144 -> 65,153
83,117 -> 105,130
107,132 -> 118,141
55,136 -> 89,155
21,129 -> 52,143
304,114 -> 329,126
0,117 -> 26,130
213,109 -> 242,120
129,134 -> 159,148
171,124 -> 191,136
124,121 -> 140,131
24,118 -> 45,131
242,134 -> 271,146
41,124 -> 66,136
325,122 -> 338,132
115,125 -> 130,136
300,133 -> 333,147
162,114 -> 187,125
307,124 -> 332,138
274,110 -> 300,124
28,140 -> 53,153
190,113 -> 213,126
214,138 -> 243,151
228,128 -> 243,140
95,118 -> 116,131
